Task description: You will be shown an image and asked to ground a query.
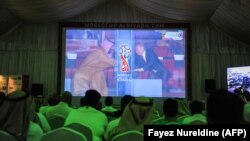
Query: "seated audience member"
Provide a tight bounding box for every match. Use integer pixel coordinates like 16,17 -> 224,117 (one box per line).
45,91 -> 73,119
244,102 -> 250,123
113,95 -> 134,117
104,95 -> 134,140
0,91 -> 43,141
29,96 -> 49,139
64,89 -> 108,141
29,97 -> 51,133
182,101 -> 206,125
153,99 -> 180,125
102,96 -> 118,112
109,97 -> 154,140
39,95 -> 60,114
207,89 -> 244,124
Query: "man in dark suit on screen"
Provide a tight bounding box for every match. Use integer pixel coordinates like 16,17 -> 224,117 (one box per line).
133,43 -> 169,92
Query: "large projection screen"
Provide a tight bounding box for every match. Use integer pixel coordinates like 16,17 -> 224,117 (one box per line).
59,23 -> 190,98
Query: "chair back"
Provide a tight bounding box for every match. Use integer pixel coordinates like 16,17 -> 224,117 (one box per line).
0,130 -> 18,141
47,116 -> 65,129
165,122 -> 181,125
65,123 -> 93,141
111,130 -> 143,141
152,117 -> 164,123
176,115 -> 189,123
41,127 -> 87,141
189,120 -> 206,125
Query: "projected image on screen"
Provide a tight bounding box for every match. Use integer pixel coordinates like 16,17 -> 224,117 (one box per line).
64,29 -> 186,98
227,66 -> 250,93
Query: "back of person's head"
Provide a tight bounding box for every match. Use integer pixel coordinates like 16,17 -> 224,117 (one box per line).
0,92 -> 5,106
189,100 -> 203,115
105,96 -> 113,106
61,91 -> 72,106
163,99 -> 178,118
47,95 -> 60,106
112,97 -> 154,136
127,97 -> 154,124
120,95 -> 134,112
84,89 -> 101,109
207,89 -> 244,124
0,91 -> 30,140
234,88 -> 242,95
80,97 -> 85,107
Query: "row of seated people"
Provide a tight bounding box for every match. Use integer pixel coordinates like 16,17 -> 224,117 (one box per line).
1,89 -> 250,141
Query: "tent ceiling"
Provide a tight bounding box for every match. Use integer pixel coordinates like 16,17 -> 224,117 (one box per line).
0,0 -> 249,45
125,0 -> 223,22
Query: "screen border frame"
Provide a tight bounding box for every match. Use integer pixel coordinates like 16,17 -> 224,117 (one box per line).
58,22 -> 192,99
